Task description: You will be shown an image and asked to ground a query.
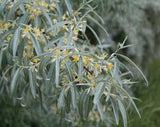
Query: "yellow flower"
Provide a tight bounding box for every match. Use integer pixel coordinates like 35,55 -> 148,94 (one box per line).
34,9 -> 41,15
51,7 -> 55,11
73,55 -> 79,62
28,7 -> 33,12
28,53 -> 34,58
73,36 -> 78,41
34,27 -> 39,32
32,58 -> 40,63
108,63 -> 114,70
102,53 -> 108,58
73,29 -> 78,35
63,39 -> 67,44
62,14 -> 66,20
24,27 -> 30,33
53,19 -> 57,24
95,63 -> 99,68
65,17 -> 69,21
4,23 -> 10,30
8,6 -> 12,10
95,54 -> 99,58
25,5 -> 29,9
63,25 -> 67,30
74,10 -> 78,15
57,50 -> 61,54
22,63 -> 24,67
85,56 -> 90,61
7,34 -> 11,41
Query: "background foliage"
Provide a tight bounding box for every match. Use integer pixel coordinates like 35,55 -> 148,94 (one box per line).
0,0 -> 159,127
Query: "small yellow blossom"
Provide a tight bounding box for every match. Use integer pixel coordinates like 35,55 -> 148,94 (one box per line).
95,54 -> 99,58
7,34 -> 11,41
24,27 -> 30,33
85,56 -> 90,61
53,19 -> 57,24
65,17 -> 69,21
74,10 -> 78,15
28,53 -> 34,58
73,36 -> 78,41
57,50 -> 61,54
51,7 -> 55,11
93,84 -> 97,87
73,55 -> 79,62
63,39 -> 67,44
73,29 -> 78,35
95,63 -> 99,68
29,7 -> 34,12
4,23 -> 10,30
45,8 -> 49,12
34,27 -> 39,32
46,35 -> 51,39
22,63 -> 24,67
8,6 -> 12,10
102,53 -> 108,58
29,15 -> 35,20
62,14 -> 66,20
87,75 -> 92,80
108,63 -> 114,70
63,25 -> 67,30
32,58 -> 40,63
34,9 -> 41,15
25,5 -> 29,9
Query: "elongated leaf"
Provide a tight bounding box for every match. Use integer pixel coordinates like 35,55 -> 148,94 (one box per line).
41,7 -> 53,27
46,21 -> 70,32
97,101 -> 104,120
64,0 -> 73,16
118,100 -> 127,127
87,15 -> 109,36
29,69 -> 36,99
117,53 -> 148,86
113,58 -> 119,78
13,28 -> 20,57
78,56 -> 83,81
7,0 -> 24,20
78,90 -> 87,118
29,33 -> 42,54
65,61 -> 74,81
70,85 -> 76,109
94,82 -> 105,104
11,68 -> 20,94
113,82 -> 141,118
55,56 -> 60,87
57,88 -> 65,110
17,13 -> 29,24
76,83 -> 92,86
0,48 -> 3,69
111,98 -> 119,125
87,24 -> 102,46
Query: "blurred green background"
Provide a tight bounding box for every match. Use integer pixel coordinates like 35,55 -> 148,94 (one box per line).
0,0 -> 160,127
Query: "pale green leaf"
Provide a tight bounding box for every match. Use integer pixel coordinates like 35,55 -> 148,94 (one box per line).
13,28 -> 20,57
11,68 -> 20,94
117,53 -> 148,86
55,56 -> 60,87
118,100 -> 127,127
94,82 -> 105,104
29,69 -> 36,99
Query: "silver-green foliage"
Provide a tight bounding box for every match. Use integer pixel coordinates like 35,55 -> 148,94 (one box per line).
0,0 -> 147,127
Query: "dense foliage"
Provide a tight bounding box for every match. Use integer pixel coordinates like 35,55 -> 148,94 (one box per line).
0,0 -> 148,127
